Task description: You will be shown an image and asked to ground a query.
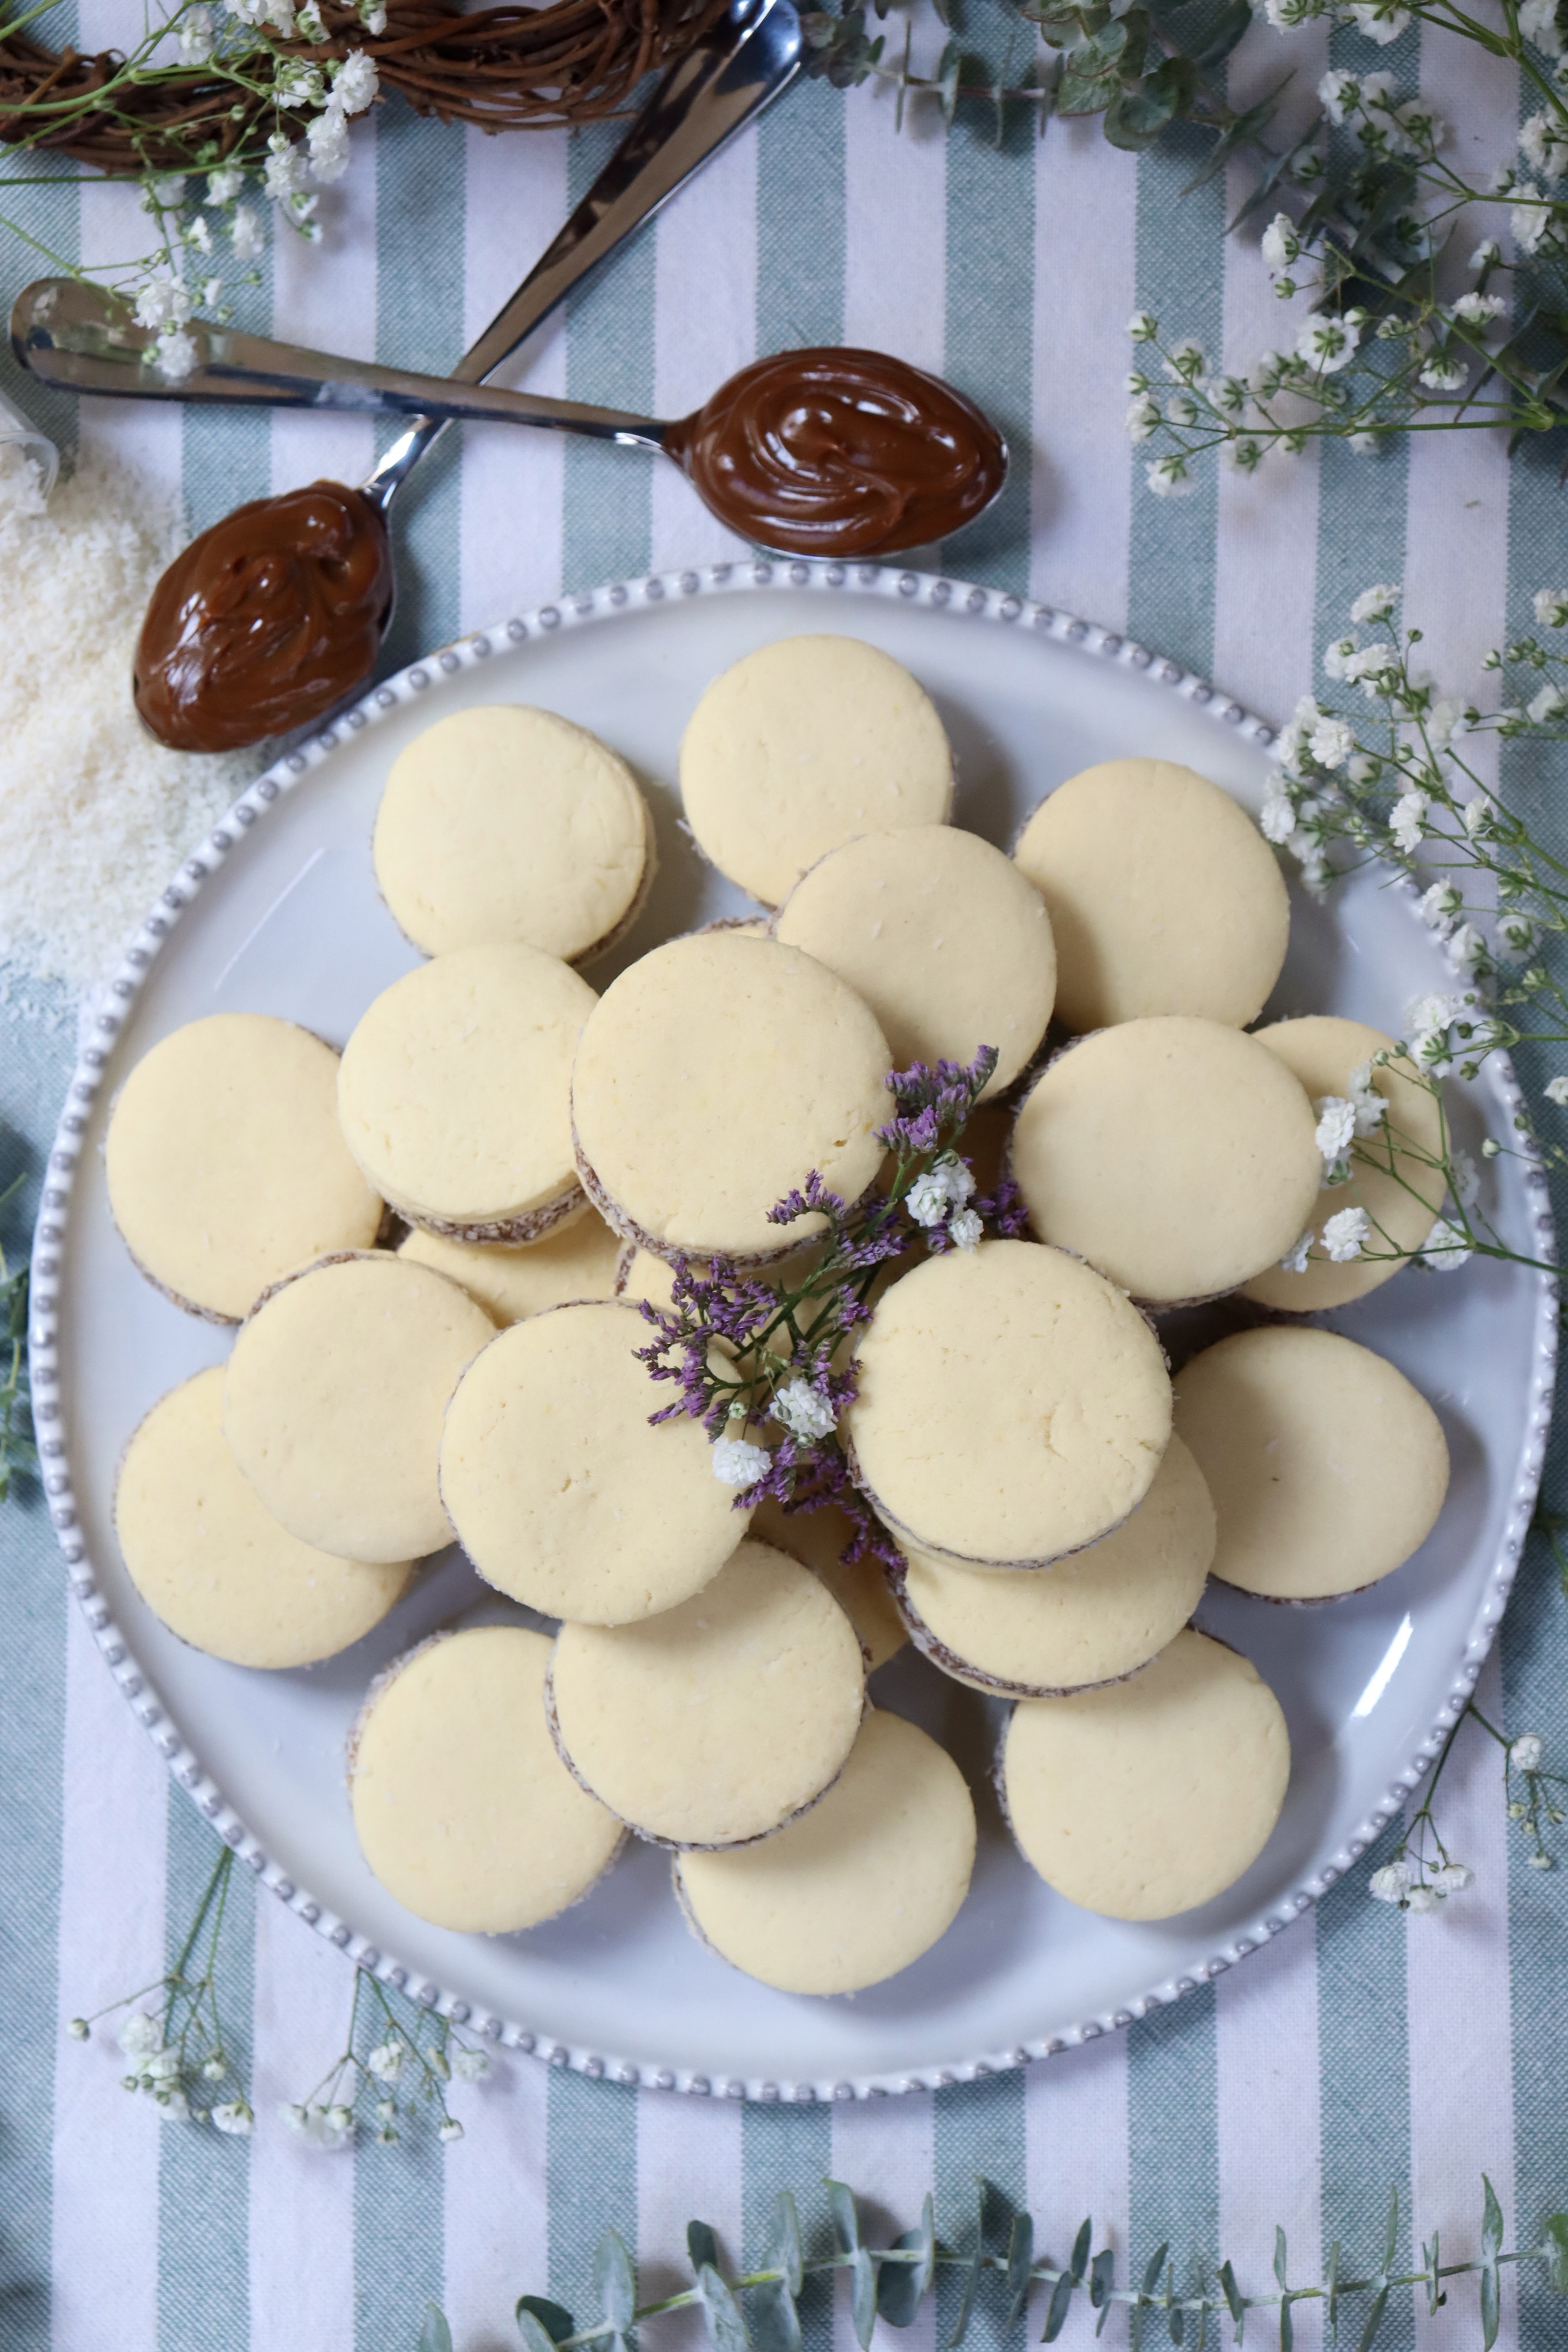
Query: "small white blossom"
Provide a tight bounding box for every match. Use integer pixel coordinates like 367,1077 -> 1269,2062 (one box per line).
264,142 -> 310,203
1128,311 -> 1158,339
1452,291 -> 1507,326
184,214 -> 213,258
133,270 -> 192,331
281,2101 -> 311,2134
1261,212 -> 1301,270
1260,772 -> 1296,844
947,1208 -> 983,1252
1427,698 -> 1463,751
306,104 -> 352,185
154,328 -> 200,382
1433,1862 -> 1474,1895
1349,431 -> 1381,455
1511,1734 -> 1545,1772
367,2040 -> 404,2083
1521,109 -> 1568,178
1126,396 -> 1161,442
1417,1216 -> 1473,1270
1445,921 -> 1486,971
712,1436 -> 770,1488
452,2046 -> 492,2083
1500,909 -> 1537,953
1347,1061 -> 1388,1135
1352,583 -> 1399,625
1404,1884 -> 1441,1915
178,5 -> 215,61
1533,587 -> 1568,628
1314,1094 -> 1357,1176
273,58 -> 325,106
439,2118 -> 465,2143
1390,789 -> 1428,854
1146,454 -> 1197,496
1513,192 -> 1551,255
906,1154 -> 974,1227
1546,1074 -> 1568,1106
230,202 -> 264,259
1419,880 -> 1460,933
1322,1205 -> 1372,1261
1318,67 -> 1357,123
1296,310 -> 1364,374
1348,0 -> 1409,36
771,1378 -> 835,1443
362,0 -> 388,25
1471,237 -> 1503,270
1368,1858 -> 1412,1902
1324,636 -> 1357,681
1279,1229 -> 1314,1275
1528,681 -> 1566,723
1419,355 -> 1468,392
1308,716 -> 1355,769
211,2099 -> 253,2136
205,165 -> 244,204
155,2087 -> 191,2121
67,2018 -> 90,2041
1463,795 -> 1495,839
119,2012 -> 164,2059
1521,0 -> 1566,50
1451,1149 -> 1481,1208
334,47 -> 380,112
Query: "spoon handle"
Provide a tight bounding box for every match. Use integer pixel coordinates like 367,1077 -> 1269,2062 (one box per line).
362,0 -> 801,509
9,282 -> 669,446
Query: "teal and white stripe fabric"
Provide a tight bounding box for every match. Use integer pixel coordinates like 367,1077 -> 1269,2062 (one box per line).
1,17 -> 1564,2346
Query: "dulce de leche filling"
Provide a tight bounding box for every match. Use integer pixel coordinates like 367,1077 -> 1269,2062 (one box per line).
133,480 -> 393,753
665,347 -> 1007,557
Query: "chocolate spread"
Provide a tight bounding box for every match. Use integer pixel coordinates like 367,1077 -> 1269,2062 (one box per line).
133,481 -> 393,753
666,348 -> 1007,558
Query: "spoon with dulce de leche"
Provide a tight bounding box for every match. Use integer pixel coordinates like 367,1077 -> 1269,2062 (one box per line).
16,278 -> 1008,755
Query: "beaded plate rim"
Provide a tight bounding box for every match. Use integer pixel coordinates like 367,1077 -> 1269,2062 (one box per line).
29,555 -> 1559,2102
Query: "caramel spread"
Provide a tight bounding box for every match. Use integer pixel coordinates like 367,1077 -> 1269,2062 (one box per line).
134,481 -> 393,752
667,348 -> 1006,557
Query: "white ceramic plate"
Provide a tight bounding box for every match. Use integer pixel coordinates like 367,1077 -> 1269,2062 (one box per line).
31,560 -> 1557,2101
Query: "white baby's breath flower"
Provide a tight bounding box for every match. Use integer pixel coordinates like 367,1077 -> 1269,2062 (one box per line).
1512,192 -> 1551,254
1528,681 -> 1566,723
367,2040 -> 404,2083
1433,1861 -> 1474,1894
1261,212 -> 1301,270
154,328 -> 200,382
1404,1884 -> 1440,1915
1296,311 -> 1364,374
771,1378 -> 835,1442
1128,311 -> 1157,340
1471,237 -> 1503,270
1521,0 -> 1566,49
1347,1060 -> 1387,1135
1314,1094 -> 1357,1176
1389,789 -> 1428,854
211,2099 -> 253,2135
1445,921 -> 1486,971
1450,1149 -> 1481,1208
1351,583 -> 1400,624
1521,109 -> 1568,178
1279,1229 -> 1314,1275
281,2101 -> 312,2134
1308,716 -> 1355,769
230,202 -> 264,259
712,1436 -> 770,1488
118,2012 -> 164,2059
1318,67 -> 1357,123
947,1208 -> 983,1252
132,270 -> 191,331
1349,431 -> 1381,455
273,58 -> 325,106
1323,636 -> 1357,682
206,165 -> 244,204
361,0 -> 388,25
439,2118 -> 465,2143
155,2086 -> 192,2121
1260,772 -> 1296,845
1452,291 -> 1506,325
1427,698 -> 1463,751
1146,454 -> 1197,497
178,5 -> 215,62
333,47 -> 380,111
1368,1858 -> 1412,1902
1417,1216 -> 1472,1270
1164,338 -> 1206,381
1545,1074 -> 1568,1106
264,142 -> 309,203
906,1168 -> 952,1226
1500,909 -> 1537,953
1419,880 -> 1460,933
306,105 -> 352,184
452,2046 -> 492,2083
1322,1205 -> 1372,1261
1511,1733 -> 1545,1772
1533,587 -> 1568,628
1419,355 -> 1468,393
1348,0 -> 1408,37
1125,396 -> 1161,442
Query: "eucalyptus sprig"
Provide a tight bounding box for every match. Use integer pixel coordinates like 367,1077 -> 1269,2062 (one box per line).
0,1174 -> 35,1505
413,2174 -> 1568,2352
634,1047 -> 1025,1566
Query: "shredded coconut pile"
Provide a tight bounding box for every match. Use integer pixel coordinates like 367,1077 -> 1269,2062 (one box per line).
0,445 -> 258,989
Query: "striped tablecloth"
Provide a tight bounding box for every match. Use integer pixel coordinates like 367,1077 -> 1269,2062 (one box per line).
2,9 -> 1566,2346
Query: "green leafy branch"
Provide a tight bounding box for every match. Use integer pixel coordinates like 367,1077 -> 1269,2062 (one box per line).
416,2175 -> 1568,2352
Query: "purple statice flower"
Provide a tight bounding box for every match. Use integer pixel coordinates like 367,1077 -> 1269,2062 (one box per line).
977,1173 -> 1030,1239
767,1170 -> 848,1229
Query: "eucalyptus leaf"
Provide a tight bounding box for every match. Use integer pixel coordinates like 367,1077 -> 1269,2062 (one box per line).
1354,2287 -> 1389,2352
689,2225 -> 721,2280
767,2194 -> 805,2299
420,2307 -> 455,2352
1217,2261 -> 1244,2339
945,2187 -> 987,2350
828,2181 -> 862,2255
749,2281 -> 802,2352
518,2310 -> 570,2352
1544,2214 -> 1568,2294
850,2248 -> 877,2351
1005,2214 -> 1035,2324
877,2224 -> 932,2328
518,2300 -> 577,2347
596,2232 -> 638,2337
699,2263 -> 749,2352
1089,2250 -> 1116,2311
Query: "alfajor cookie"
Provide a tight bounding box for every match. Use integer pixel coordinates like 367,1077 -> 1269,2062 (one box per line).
844,1239 -> 1172,1569
106,1012 -> 382,1323
890,1433 -> 1214,1695
571,932 -> 891,1264
439,1299 -> 746,1623
548,1538 -> 866,1847
750,1494 -> 907,1670
1172,1325 -> 1449,1601
373,705 -> 654,963
675,1710 -> 974,1992
1012,758 -> 1289,1033
116,1367 -> 412,1668
1002,1628 -> 1290,1919
338,942 -> 596,1242
1009,1016 -> 1322,1304
398,1211 -> 621,1327
680,636 -> 953,904
773,826 -> 1055,1098
350,1627 -> 624,1933
223,1251 -> 494,1563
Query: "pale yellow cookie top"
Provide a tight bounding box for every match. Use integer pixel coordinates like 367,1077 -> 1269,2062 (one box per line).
773,826 -> 1056,1099
373,704 -> 652,963
549,1538 -> 867,1847
571,932 -> 891,1261
224,1252 -> 495,1564
1010,1016 -> 1323,1304
1002,1627 -> 1291,1919
351,1627 -> 624,1934
844,1239 -> 1172,1567
106,1013 -> 382,1323
1172,1325 -> 1450,1600
439,1300 -> 747,1623
1012,758 -> 1289,1033
338,943 -> 596,1229
115,1367 -> 412,1668
397,1213 -> 621,1326
680,636 -> 954,905
896,1432 -> 1214,1693
1242,1016 -> 1446,1311
750,1494 -> 907,1670
675,1709 -> 975,1994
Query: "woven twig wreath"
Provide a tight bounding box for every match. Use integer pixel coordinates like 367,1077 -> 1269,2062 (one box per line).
0,0 -> 730,173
